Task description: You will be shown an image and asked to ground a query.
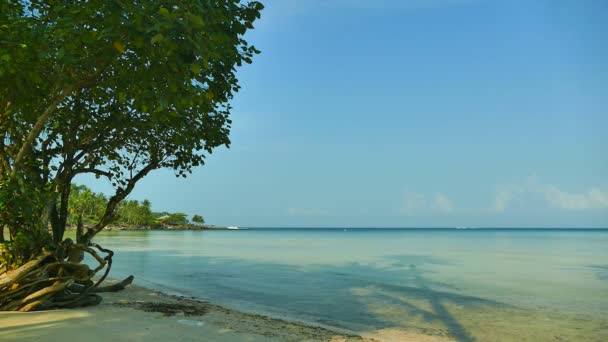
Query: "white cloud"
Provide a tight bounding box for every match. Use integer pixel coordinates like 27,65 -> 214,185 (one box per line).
434,194 -> 455,213
401,192 -> 428,215
542,186 -> 608,210
491,185 -> 525,213
398,177 -> 608,217
490,177 -> 608,212
400,192 -> 455,215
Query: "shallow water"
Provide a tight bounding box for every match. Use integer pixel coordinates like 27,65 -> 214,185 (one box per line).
89,228 -> 608,341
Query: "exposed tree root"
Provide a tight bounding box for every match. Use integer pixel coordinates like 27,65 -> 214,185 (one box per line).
90,275 -> 133,293
0,242 -> 133,312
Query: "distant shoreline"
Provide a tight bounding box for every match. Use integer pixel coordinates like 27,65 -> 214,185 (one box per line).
65,224 -> 238,232
231,227 -> 608,230
60,226 -> 608,234
74,226 -> 608,232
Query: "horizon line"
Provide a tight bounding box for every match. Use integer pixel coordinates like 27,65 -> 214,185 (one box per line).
236,226 -> 608,229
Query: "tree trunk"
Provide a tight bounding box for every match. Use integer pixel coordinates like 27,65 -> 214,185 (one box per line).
50,200 -> 62,243
82,162 -> 157,243
76,214 -> 84,243
56,182 -> 71,243
11,85 -> 75,175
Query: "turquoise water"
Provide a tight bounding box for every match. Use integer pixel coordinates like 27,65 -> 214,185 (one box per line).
91,229 -> 608,341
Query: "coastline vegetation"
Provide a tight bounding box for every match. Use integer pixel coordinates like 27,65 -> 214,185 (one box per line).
0,0 -> 262,312
68,184 -> 204,229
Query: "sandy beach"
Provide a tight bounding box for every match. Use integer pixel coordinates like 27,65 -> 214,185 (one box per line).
0,281 -> 362,342
0,279 -> 450,342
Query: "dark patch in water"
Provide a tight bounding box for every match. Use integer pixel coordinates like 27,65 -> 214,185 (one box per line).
587,265 -> 608,281
115,301 -> 208,316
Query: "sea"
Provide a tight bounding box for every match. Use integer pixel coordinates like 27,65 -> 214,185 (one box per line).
89,228 -> 608,341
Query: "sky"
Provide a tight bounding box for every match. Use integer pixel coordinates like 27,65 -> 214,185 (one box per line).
79,0 -> 608,227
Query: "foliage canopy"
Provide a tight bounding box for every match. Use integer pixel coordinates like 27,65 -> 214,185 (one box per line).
1,0 -> 261,261
192,214 -> 205,224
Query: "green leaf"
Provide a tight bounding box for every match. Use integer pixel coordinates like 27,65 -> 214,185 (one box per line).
113,41 -> 125,53
158,7 -> 170,17
151,33 -> 164,44
186,14 -> 205,28
81,32 -> 94,44
190,63 -> 201,74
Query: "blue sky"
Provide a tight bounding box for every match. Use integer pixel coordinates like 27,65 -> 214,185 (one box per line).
80,0 -> 608,227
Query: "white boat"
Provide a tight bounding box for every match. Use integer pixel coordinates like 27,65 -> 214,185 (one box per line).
226,226 -> 240,230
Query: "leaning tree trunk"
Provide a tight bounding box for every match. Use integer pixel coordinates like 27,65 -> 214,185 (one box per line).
0,240 -> 133,312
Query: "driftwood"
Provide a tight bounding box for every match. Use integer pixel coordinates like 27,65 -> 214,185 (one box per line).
0,241 -> 133,312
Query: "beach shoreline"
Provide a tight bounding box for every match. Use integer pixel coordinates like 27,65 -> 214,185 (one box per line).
0,279 -> 451,342
0,280 -> 365,342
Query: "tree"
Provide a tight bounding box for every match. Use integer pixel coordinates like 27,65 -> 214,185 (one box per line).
157,212 -> 189,226
115,199 -> 155,226
67,184 -> 108,226
0,0 -> 262,311
192,214 -> 205,224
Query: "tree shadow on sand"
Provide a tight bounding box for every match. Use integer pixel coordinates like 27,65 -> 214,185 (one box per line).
359,261 -> 481,341
102,251 -> 509,341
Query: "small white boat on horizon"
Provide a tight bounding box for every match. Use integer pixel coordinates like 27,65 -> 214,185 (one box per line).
227,226 -> 240,230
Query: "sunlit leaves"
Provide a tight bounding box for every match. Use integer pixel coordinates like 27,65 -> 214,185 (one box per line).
190,63 -> 201,74
185,13 -> 205,28
113,41 -> 125,54
158,7 -> 170,17
151,33 -> 164,44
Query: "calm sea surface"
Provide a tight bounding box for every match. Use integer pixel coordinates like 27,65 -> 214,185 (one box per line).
90,228 -> 608,341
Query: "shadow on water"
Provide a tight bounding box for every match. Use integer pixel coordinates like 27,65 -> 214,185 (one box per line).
587,265 -> 608,281
103,251 -> 506,341
392,263 -> 475,342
